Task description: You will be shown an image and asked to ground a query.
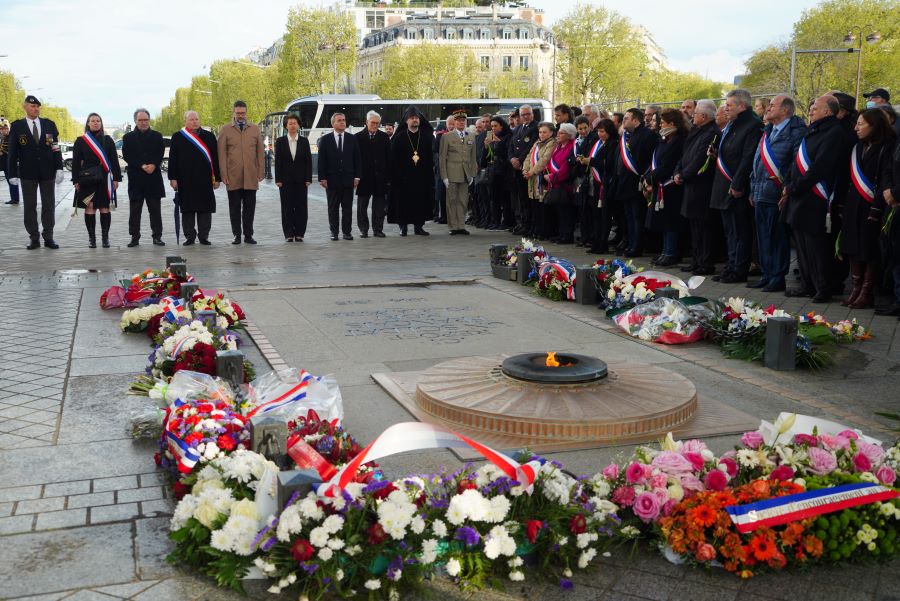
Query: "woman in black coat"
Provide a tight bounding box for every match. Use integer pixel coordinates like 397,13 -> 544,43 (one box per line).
580,118 -> 618,254
645,109 -> 687,267
482,116 -> 512,230
72,113 -> 122,248
274,114 -> 313,241
839,108 -> 896,308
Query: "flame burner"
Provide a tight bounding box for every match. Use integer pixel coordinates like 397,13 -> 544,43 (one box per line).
501,352 -> 608,384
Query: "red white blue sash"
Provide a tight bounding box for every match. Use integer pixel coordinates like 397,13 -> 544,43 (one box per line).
716,123 -> 732,182
588,139 -> 603,183
796,138 -> 831,203
620,132 -> 639,175
726,482 -> 898,534
180,127 -> 213,171
530,143 -> 540,170
758,131 -> 783,187
81,133 -> 115,201
849,146 -> 875,203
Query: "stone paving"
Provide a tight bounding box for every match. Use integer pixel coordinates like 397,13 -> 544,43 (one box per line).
0,178 -> 898,600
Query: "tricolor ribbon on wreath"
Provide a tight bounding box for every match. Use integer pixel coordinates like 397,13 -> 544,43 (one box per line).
81,131 -> 116,206
539,258 -> 577,300
316,421 -> 542,498
850,147 -> 875,203
246,370 -> 317,417
160,297 -> 189,322
795,138 -> 832,205
165,398 -> 201,473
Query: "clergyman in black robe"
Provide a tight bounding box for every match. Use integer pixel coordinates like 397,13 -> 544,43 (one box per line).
388,106 -> 434,236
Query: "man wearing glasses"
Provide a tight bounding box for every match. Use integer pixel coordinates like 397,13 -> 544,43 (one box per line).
217,100 -> 265,244
122,108 -> 166,246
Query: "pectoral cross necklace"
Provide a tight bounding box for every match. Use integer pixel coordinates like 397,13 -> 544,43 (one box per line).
408,129 -> 420,165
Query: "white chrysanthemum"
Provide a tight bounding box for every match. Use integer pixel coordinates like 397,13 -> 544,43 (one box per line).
446,558 -> 461,577
509,570 -> 525,581
576,532 -> 598,549
578,548 -> 597,569
484,525 -> 516,559
346,545 -> 362,556
276,505 -> 303,542
410,515 -> 426,534
508,557 -> 523,568
327,538 -> 345,550
486,495 -> 510,523
310,526 -> 329,547
170,494 -> 199,530
432,519 -> 448,537
322,514 -> 345,535
298,495 -> 323,520
364,579 -> 381,590
318,547 -> 334,561
421,539 -> 439,564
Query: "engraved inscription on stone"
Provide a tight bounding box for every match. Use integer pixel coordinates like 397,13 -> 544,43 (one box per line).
324,306 -> 503,344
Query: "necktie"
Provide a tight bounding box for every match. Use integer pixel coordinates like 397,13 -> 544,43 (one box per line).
32,120 -> 39,143
370,133 -> 375,140
338,134 -> 343,153
238,122 -> 244,131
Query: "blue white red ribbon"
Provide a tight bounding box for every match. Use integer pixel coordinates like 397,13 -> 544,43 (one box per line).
589,139 -> 603,184
247,370 -> 316,417
160,297 -> 189,322
726,482 -> 898,534
620,132 -> 639,176
849,146 -> 875,203
180,127 -> 214,182
538,258 -> 576,300
758,131 -> 783,188
81,132 -> 115,203
796,138 -> 831,204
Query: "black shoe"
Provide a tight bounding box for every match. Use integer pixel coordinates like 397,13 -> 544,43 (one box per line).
127,238 -> 139,247
45,239 -> 60,249
400,228 -> 407,237
512,226 -> 524,235
101,238 -> 110,249
811,292 -> 832,304
693,266 -> 715,275
615,240 -> 628,251
89,238 -> 96,249
153,238 -> 165,246
5,200 -> 18,205
712,271 -> 731,282
360,232 -> 369,238
681,264 -> 699,273
26,240 -> 40,250
199,239 -> 211,245
343,234 -> 353,240
245,237 -> 257,244
331,235 -> 339,241
623,249 -> 641,258
746,279 -> 769,289
232,236 -> 241,245
374,231 -> 386,238
720,273 -> 747,284
874,303 -> 900,316
414,227 -> 429,236
785,287 -> 812,298
656,255 -> 679,267
459,229 -> 470,235
449,230 -> 459,236
761,281 -> 786,292
748,263 -> 762,276
183,239 -> 195,246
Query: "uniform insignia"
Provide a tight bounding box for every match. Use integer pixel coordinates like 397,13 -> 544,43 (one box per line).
18,135 -> 28,146
524,137 -> 530,142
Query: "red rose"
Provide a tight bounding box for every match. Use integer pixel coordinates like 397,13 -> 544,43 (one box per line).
217,434 -> 237,451
526,520 -> 543,544
184,432 -> 203,445
704,469 -> 728,491
456,479 -> 478,494
291,538 -> 315,563
568,514 -> 587,535
367,523 -> 387,545
768,465 -> 795,481
196,403 -> 214,414
185,415 -> 202,427
172,480 -> 190,500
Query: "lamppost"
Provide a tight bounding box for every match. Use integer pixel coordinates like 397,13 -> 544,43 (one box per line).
540,34 -> 565,107
318,43 -> 350,94
843,29 -> 880,109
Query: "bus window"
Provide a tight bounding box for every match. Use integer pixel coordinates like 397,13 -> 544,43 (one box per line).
295,103 -> 318,131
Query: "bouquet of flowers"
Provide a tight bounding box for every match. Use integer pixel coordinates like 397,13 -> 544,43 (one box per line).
502,238 -> 546,267
534,259 -> 576,302
149,319 -> 239,380
604,274 -> 676,310
192,292 -> 247,328
592,258 -> 640,299
611,298 -> 708,344
100,267 -> 196,309
800,312 -> 871,342
287,410 -> 379,484
120,303 -> 164,333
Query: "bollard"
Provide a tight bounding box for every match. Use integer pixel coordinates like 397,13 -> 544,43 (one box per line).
277,470 -> 322,511
179,282 -> 199,301
574,266 -> 598,305
655,287 -> 680,299
489,244 -> 508,265
196,310 -> 218,324
169,262 -> 187,279
764,316 -> 797,371
165,255 -> 185,269
249,413 -> 288,465
516,251 -> 535,285
216,349 -> 246,392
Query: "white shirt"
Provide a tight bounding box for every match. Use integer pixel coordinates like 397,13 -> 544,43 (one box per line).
333,130 -> 345,149
287,134 -> 298,160
26,117 -> 40,139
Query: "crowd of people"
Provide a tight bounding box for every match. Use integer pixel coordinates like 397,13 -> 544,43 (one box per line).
4,87 -> 900,314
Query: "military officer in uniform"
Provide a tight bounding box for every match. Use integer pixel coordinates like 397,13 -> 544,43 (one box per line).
7,95 -> 64,249
439,110 -> 477,235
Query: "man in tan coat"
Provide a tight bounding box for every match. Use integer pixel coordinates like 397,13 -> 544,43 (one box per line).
439,110 -> 477,235
217,100 -> 264,244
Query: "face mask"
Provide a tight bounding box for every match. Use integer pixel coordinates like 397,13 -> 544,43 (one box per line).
866,101 -> 876,109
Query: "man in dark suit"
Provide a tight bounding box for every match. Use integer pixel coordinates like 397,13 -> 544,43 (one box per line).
274,114 -> 313,241
7,95 -> 64,249
612,107 -> 659,257
709,89 -> 764,283
507,104 -> 539,234
317,112 -> 361,240
122,108 -> 166,246
355,110 -> 391,238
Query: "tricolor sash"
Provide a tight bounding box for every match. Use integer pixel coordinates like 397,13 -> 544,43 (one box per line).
726,482 -> 898,534
180,127 -> 214,183
795,138 -> 831,203
716,123 -> 732,182
530,143 -> 544,195
850,146 -> 875,203
81,132 -> 115,202
548,153 -> 563,187
589,139 -> 603,183
620,132 -> 639,175
758,131 -> 783,187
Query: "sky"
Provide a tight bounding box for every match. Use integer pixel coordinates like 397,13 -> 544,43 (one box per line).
1,0 -> 818,125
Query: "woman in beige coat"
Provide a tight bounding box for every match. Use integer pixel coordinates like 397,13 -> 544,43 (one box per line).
522,122 -> 556,238
217,100 -> 265,244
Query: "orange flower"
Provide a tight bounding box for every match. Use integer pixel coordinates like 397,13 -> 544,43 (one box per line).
780,522 -> 804,546
802,534 -> 824,558
767,550 -> 787,569
750,480 -> 770,497
749,533 -> 777,561
689,505 -> 718,528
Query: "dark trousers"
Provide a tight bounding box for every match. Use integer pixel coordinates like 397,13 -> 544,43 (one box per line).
21,178 -> 56,241
513,176 -> 531,230
720,200 -> 753,275
475,183 -> 490,224
623,195 -> 645,251
358,193 -> 386,234
794,230 -> 829,294
590,197 -> 609,251
556,198 -> 575,240
754,201 -> 790,285
689,217 -> 713,269
279,182 -> 308,238
490,180 -> 505,226
227,189 -> 257,238
182,211 -> 212,242
326,185 -> 353,235
128,190 -> 162,240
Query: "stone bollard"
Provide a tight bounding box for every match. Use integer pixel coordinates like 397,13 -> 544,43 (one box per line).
489,244 -> 508,265
655,287 -> 680,299
249,412 -> 287,465
277,470 -> 322,511
574,266 -> 598,305
179,282 -> 199,301
516,251 -> 535,285
216,349 -> 246,392
169,262 -> 187,279
764,316 -> 797,371
196,310 -> 218,324
165,255 -> 185,269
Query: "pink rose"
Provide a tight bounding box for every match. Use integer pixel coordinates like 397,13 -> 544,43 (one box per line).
792,434 -> 818,446
633,491 -> 661,523
695,543 -> 717,562
654,487 -> 670,506
817,434 -> 841,450
683,452 -> 706,472
651,473 -> 669,490
769,465 -> 795,481
740,431 -> 764,449
807,447 -> 837,475
661,498 -> 677,517
856,442 -> 885,466
602,463 -> 619,480
681,439 -> 708,453
612,486 -> 636,507
838,429 -> 860,441
853,452 -> 872,473
680,474 -> 705,493
625,462 -> 646,484
718,457 -> 738,478
704,469 -> 728,491
876,466 -> 896,486
651,451 -> 695,476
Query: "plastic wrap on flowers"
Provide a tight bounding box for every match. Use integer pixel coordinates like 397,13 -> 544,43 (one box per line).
612,298 -> 710,344
247,367 -> 343,422
535,258 -> 576,301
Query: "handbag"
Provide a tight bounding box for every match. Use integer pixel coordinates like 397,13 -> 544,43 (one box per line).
78,164 -> 103,185
475,164 -> 494,186
543,186 -> 570,206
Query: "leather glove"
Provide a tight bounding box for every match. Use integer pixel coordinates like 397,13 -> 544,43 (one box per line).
55,170 -> 64,184
8,177 -> 19,186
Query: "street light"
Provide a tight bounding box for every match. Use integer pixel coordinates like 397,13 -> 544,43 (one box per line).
318,43 -> 350,94
843,29 -> 880,109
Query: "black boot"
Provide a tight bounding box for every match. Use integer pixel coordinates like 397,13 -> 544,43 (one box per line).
85,213 -> 96,248
100,212 -> 111,248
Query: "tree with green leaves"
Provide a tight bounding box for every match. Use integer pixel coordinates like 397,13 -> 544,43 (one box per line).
485,68 -> 544,99
371,43 -> 479,99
